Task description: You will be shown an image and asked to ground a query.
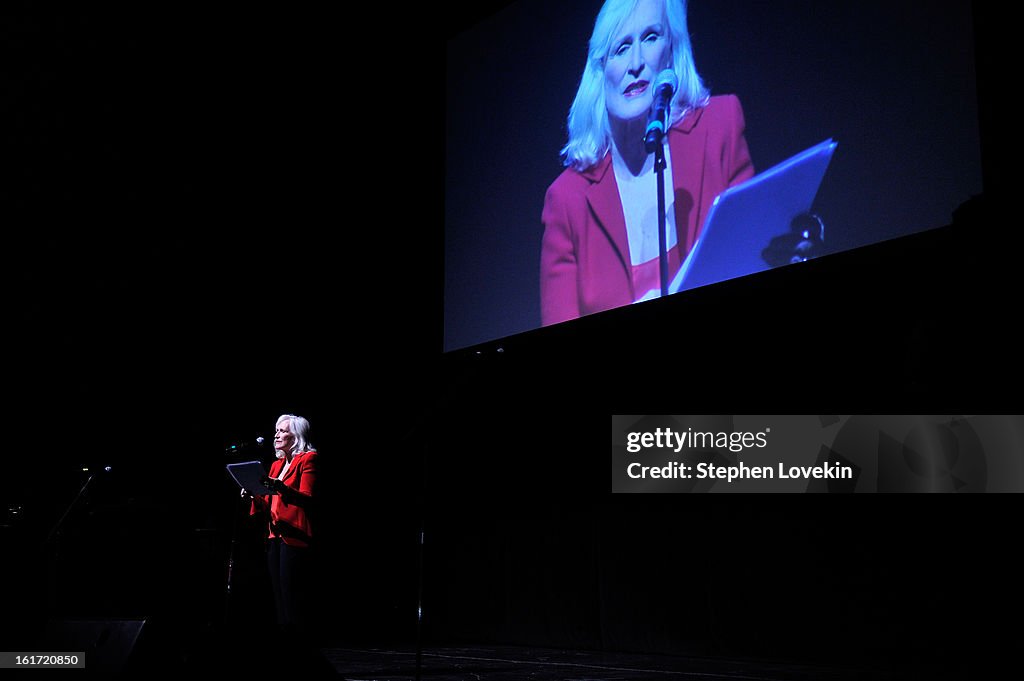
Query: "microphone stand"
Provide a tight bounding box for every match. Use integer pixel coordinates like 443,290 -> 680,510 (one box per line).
415,521 -> 424,681
45,471 -> 96,545
44,470 -> 98,614
643,70 -> 676,297
223,490 -> 243,627
222,443 -> 265,629
654,139 -> 669,297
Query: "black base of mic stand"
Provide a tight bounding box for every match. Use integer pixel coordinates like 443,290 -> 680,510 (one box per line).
654,140 -> 669,297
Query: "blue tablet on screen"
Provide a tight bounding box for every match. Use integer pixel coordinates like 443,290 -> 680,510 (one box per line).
669,138 -> 837,294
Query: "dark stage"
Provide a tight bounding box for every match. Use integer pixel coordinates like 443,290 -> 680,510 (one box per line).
10,488 -> 1016,678
320,645 -> 902,680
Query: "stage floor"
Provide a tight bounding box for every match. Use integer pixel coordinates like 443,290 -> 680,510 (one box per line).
321,645 -> 901,680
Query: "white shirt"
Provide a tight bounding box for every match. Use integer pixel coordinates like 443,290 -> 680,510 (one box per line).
277,457 -> 292,480
611,142 -> 678,267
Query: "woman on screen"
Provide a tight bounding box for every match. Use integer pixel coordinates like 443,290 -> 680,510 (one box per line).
540,0 -> 754,325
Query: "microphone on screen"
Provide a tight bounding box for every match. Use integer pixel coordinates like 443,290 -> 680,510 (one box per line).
644,69 -> 678,153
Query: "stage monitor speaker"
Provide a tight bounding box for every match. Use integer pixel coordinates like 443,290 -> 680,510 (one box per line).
42,618 -> 147,674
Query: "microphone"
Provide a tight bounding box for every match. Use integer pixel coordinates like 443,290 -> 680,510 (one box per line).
79,465 -> 113,473
224,436 -> 266,455
644,69 -> 678,153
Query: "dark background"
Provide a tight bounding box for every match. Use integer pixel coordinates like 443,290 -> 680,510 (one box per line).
445,0 -> 982,351
3,1 -> 1018,677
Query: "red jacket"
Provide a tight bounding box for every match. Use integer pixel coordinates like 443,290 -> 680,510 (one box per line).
250,450 -> 318,548
540,94 -> 755,326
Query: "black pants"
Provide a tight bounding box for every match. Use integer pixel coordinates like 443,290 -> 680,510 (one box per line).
266,537 -> 313,634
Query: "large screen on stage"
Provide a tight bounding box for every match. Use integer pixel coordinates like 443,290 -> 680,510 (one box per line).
444,0 -> 982,352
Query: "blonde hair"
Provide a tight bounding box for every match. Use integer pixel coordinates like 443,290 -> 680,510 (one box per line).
561,0 -> 709,171
276,414 -> 316,455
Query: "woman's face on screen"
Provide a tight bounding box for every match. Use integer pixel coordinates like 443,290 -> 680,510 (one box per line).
603,0 -> 671,124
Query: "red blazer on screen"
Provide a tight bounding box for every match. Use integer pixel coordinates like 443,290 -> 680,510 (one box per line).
250,450 -> 318,548
540,94 -> 755,326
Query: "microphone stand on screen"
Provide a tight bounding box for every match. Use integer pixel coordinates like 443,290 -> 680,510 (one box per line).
644,69 -> 678,298
654,140 -> 668,297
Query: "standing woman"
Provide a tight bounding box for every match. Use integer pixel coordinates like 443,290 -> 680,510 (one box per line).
244,413 -> 319,638
540,0 -> 755,325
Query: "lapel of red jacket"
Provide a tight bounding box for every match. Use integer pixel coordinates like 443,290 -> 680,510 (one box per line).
582,154 -> 632,298
268,457 -> 283,478
283,451 -> 306,483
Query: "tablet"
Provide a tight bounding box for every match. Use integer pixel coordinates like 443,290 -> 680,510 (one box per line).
670,138 -> 838,294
